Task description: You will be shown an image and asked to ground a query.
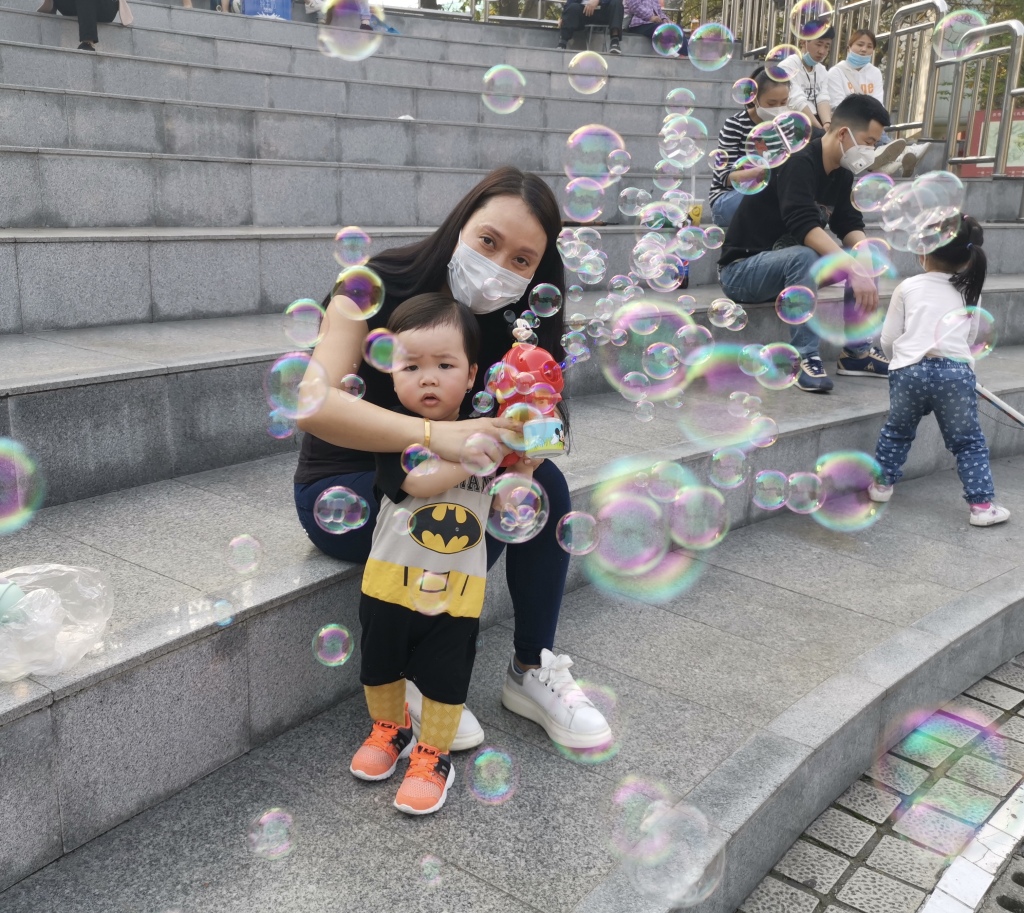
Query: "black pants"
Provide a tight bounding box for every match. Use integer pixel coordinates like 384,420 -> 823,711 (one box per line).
626,21 -> 659,37
54,0 -> 118,43
560,0 -> 623,41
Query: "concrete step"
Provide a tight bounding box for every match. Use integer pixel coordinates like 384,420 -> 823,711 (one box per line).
4,280 -> 1024,504
1,391 -> 1023,903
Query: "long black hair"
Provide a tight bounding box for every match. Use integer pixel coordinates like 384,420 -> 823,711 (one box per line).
930,213 -> 986,308
337,166 -> 567,364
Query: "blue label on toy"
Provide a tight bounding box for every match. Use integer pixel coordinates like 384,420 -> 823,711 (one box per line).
523,418 -> 564,458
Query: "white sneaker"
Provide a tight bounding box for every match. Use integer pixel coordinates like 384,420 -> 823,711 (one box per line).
970,504 -> 1010,527
901,142 -> 930,177
501,649 -> 612,749
405,680 -> 484,752
868,482 -> 893,502
871,138 -> 906,171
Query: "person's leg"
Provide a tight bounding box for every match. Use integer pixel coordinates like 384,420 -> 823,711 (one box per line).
626,22 -> 658,38
710,190 -> 743,228
96,0 -> 118,21
294,471 -> 379,563
559,2 -> 582,44
874,365 -> 928,486
600,0 -> 623,41
73,0 -> 100,42
930,361 -> 995,504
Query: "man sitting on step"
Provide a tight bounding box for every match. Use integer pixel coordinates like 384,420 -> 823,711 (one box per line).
717,93 -> 895,394
556,0 -> 623,55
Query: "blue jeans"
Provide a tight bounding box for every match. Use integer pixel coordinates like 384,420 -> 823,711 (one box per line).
294,459 -> 571,665
719,245 -> 871,358
711,191 -> 743,228
875,358 -> 994,503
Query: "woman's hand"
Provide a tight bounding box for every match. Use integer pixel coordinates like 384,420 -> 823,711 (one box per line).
430,416 -> 522,464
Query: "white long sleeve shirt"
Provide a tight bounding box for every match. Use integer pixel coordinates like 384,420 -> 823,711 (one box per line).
880,272 -> 982,370
825,60 -> 885,108
779,53 -> 829,120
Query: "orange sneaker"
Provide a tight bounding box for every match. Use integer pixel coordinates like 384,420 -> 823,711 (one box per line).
349,709 -> 415,782
393,743 -> 455,815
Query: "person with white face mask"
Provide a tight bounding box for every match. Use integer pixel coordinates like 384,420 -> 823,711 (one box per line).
717,94 -> 894,393
708,66 -> 794,229
293,166 -> 613,755
778,23 -> 834,130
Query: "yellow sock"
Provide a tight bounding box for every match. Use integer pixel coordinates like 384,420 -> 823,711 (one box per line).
420,696 -> 463,754
363,681 -> 406,726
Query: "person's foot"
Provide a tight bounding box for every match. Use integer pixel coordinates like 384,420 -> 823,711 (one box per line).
868,481 -> 893,502
877,157 -> 904,177
837,346 -> 890,377
556,40 -> 568,49
608,39 -> 621,55
970,504 -> 1011,527
349,709 -> 415,781
393,743 -> 455,815
501,649 -> 612,749
77,40 -> 96,50
899,142 -> 930,177
406,680 -> 484,751
796,356 -> 834,393
359,19 -> 372,29
871,138 -> 906,171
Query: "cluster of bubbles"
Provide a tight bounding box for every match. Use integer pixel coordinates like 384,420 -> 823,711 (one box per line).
466,746 -> 519,805
485,474 -> 550,544
562,124 -> 629,222
0,438 -> 45,536
877,170 -> 966,255
313,623 -> 354,666
247,809 -> 295,859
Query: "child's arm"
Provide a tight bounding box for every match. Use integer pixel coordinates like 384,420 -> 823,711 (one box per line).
879,283 -> 904,359
402,458 -> 476,500
491,456 -> 536,513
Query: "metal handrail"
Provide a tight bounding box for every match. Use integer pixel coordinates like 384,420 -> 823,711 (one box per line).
876,0 -> 947,135
922,19 -> 1024,177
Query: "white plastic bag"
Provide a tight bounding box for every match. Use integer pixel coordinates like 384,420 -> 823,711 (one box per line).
0,565 -> 111,682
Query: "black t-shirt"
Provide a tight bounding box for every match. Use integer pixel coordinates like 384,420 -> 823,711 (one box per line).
294,295 -> 522,485
717,138 -> 865,269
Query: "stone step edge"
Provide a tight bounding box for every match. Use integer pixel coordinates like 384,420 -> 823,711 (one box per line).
573,565 -> 1024,913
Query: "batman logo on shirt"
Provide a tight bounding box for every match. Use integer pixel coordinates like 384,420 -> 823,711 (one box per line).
410,503 -> 483,554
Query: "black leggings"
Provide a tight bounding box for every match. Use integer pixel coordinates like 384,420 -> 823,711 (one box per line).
54,0 -> 118,43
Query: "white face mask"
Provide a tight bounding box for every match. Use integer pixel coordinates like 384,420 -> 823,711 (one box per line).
755,104 -> 789,123
838,128 -> 875,174
447,235 -> 532,314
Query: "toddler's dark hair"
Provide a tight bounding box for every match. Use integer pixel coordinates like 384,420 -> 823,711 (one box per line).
386,293 -> 481,365
929,213 -> 986,308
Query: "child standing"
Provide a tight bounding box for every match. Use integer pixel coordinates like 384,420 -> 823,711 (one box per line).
869,215 -> 1010,526
350,293 -> 532,815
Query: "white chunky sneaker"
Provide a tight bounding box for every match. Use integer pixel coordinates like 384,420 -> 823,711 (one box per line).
501,649 -> 612,749
405,680 -> 484,752
868,482 -> 893,502
969,504 -> 1010,527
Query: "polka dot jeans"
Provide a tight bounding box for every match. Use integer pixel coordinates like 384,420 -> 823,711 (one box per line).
874,358 -> 995,504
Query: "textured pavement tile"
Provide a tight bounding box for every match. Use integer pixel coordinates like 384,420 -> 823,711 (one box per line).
866,835 -> 945,890
836,781 -> 902,825
867,754 -> 930,796
973,733 -> 1024,772
999,716 -> 1024,743
965,678 -> 1024,711
892,805 -> 976,856
805,808 -> 878,857
892,732 -> 957,769
774,839 -> 849,893
919,777 -> 1000,825
921,714 -> 984,748
835,868 -> 925,913
947,754 -> 1023,795
942,694 -> 1004,727
739,876 -> 818,913
989,662 -> 1024,692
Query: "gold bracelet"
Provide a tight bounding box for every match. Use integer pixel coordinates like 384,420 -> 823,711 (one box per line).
423,419 -> 431,450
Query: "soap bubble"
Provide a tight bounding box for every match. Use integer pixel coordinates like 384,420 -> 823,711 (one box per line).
267,409 -> 295,440
472,391 -> 494,414
852,172 -> 895,212
331,266 -> 385,320
529,283 -> 563,318
620,371 -> 652,402
467,747 -> 519,805
659,115 -> 708,169
934,306 -> 997,360
649,461 -> 697,502
665,87 -> 696,116
313,623 -> 353,666
708,148 -> 730,171
420,855 -> 443,887
634,400 -> 656,422
564,177 -> 605,222
264,353 -> 329,420
745,120 -> 789,168
753,470 -> 788,510
669,486 -> 728,549
653,157 -> 687,192
852,238 -> 896,279
731,77 -> 758,105
282,298 -> 325,348
482,64 -> 526,114
676,324 -> 714,364
703,225 -> 725,249
688,23 -> 734,72
749,414 -> 779,448
618,187 -> 652,217
460,432 -> 501,475
401,443 -> 440,476
227,534 -> 262,573
247,809 -> 295,859
486,474 -> 549,544
774,110 -> 813,154
340,373 -> 365,399
568,285 -> 585,303
364,328 -> 401,373
729,154 -> 770,194
317,0 -> 383,61
482,276 -> 504,301
806,253 -> 885,345
652,22 -> 685,56
757,343 -> 802,390
642,342 -> 683,381
567,51 -> 608,95
391,508 -> 415,536
313,486 -> 369,534
607,148 -> 631,175
556,511 -> 600,555
0,439 -> 45,536
789,0 -> 833,39
765,43 -> 800,80
776,285 -> 815,325
411,572 -> 453,616
933,9 -> 987,60
738,344 -> 769,377
812,450 -> 886,532
710,447 -> 747,489
565,124 -> 627,188
333,226 -> 371,267
786,472 -> 823,514
707,297 -> 740,328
